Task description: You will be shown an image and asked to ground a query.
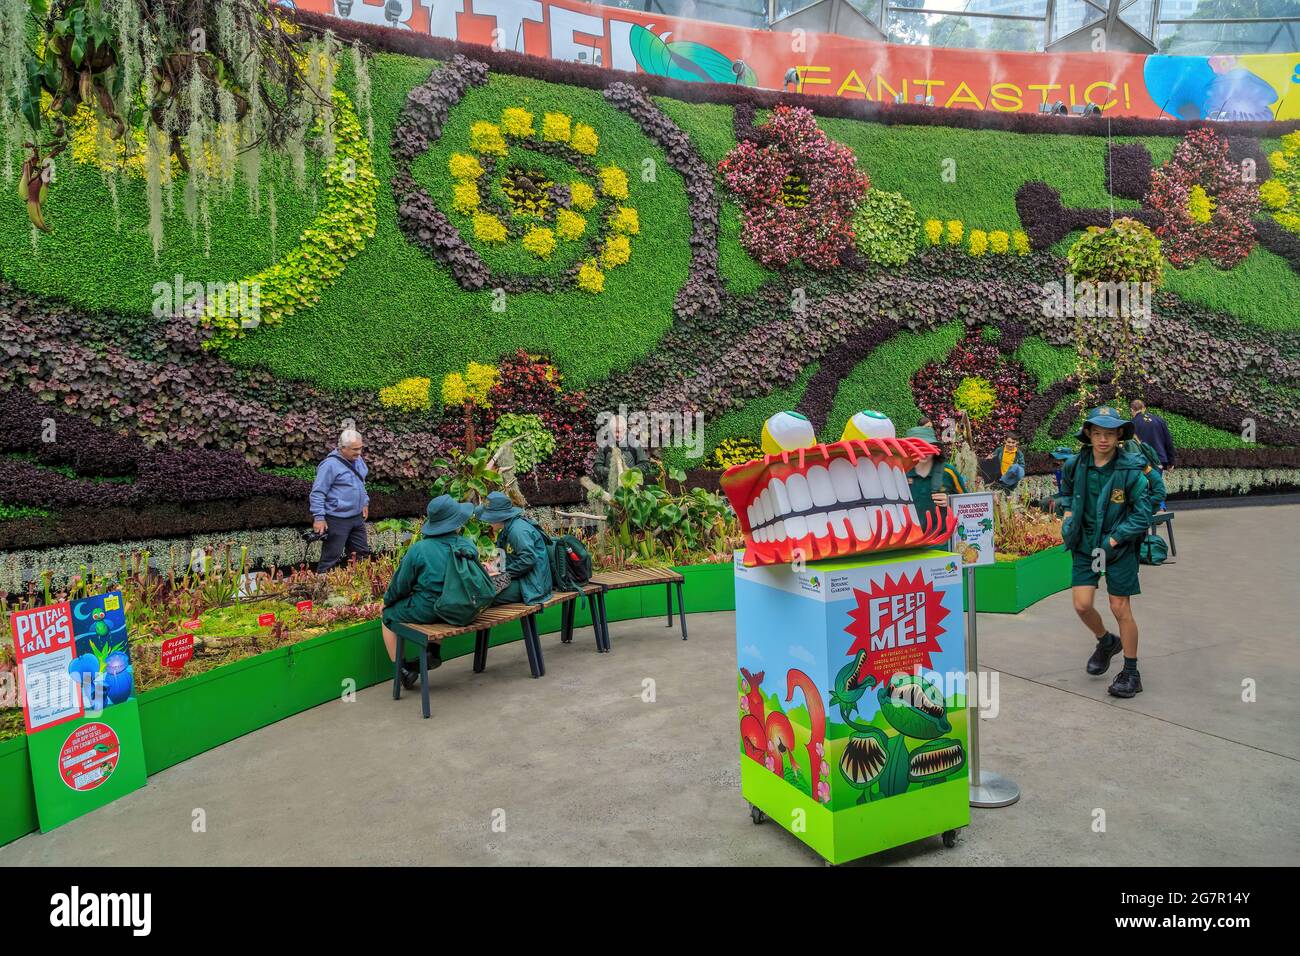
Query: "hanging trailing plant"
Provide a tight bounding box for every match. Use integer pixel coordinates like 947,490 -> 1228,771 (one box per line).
1065,217 -> 1164,406
0,0 -> 342,243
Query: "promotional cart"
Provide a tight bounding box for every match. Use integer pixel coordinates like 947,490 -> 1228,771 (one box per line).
735,547 -> 970,864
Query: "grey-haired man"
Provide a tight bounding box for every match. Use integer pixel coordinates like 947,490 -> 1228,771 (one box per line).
311,429 -> 372,572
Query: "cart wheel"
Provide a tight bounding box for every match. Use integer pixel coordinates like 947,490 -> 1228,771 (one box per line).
749,804 -> 766,825
942,829 -> 958,848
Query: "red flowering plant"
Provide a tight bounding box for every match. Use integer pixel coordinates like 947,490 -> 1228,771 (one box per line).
484,350 -> 592,479
910,333 -> 1037,455
1146,128 -> 1259,269
718,106 -> 869,269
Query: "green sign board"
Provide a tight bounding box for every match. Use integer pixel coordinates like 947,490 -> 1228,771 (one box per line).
10,591 -> 147,832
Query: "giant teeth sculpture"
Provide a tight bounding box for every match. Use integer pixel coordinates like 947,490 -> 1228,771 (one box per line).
721,411 -> 957,567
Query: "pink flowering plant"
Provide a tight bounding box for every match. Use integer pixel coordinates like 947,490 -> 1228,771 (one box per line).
718,106 -> 869,269
1147,128 -> 1259,269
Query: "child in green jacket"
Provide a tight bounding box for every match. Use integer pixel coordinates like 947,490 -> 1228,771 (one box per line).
476,492 -> 554,606
904,426 -> 968,535
1060,407 -> 1161,698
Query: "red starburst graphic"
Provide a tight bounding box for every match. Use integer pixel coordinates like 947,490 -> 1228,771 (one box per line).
844,570 -> 949,687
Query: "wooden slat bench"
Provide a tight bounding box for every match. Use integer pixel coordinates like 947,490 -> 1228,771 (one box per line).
393,603 -> 543,719
1149,511 -> 1176,557
589,567 -> 688,647
535,583 -> 610,653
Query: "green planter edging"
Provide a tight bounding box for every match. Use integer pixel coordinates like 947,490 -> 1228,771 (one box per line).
973,548 -> 1071,613
0,562 -> 737,848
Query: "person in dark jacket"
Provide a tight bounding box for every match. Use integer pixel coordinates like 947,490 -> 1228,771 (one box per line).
1129,400 -> 1174,470
591,414 -> 653,493
1061,407 -> 1161,699
904,426 -> 967,534
476,492 -> 553,606
382,495 -> 478,689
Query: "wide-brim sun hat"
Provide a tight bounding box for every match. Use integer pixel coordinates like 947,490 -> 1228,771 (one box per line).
422,495 -> 476,536
905,425 -> 938,445
1050,446 -> 1076,460
475,491 -> 523,524
1076,405 -> 1135,443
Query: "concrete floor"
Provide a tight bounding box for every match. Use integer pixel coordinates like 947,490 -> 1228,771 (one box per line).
3,505 -> 1297,866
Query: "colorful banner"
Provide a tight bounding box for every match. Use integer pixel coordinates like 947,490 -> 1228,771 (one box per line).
293,0 -> 1300,119
12,591 -> 147,832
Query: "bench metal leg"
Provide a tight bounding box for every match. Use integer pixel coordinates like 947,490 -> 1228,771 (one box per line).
473,629 -> 488,673
666,583 -> 673,626
675,582 -> 688,640
1165,520 -> 1176,557
530,617 -> 545,676
393,638 -> 404,700
597,592 -> 611,652
586,594 -> 602,652
418,644 -> 431,719
560,600 -> 574,644
522,619 -> 542,678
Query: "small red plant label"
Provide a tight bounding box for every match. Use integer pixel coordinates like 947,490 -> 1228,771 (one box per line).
160,634 -> 194,670
258,612 -> 276,627
296,600 -> 312,613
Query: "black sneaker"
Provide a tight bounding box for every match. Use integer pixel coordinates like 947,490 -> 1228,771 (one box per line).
1108,669 -> 1143,698
426,644 -> 443,670
400,663 -> 421,690
1086,633 -> 1121,675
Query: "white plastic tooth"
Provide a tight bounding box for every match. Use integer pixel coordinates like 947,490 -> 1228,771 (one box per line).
757,526 -> 769,543
856,458 -> 884,500
885,503 -> 905,531
785,514 -> 807,539
786,472 -> 813,512
877,461 -> 902,501
806,510 -> 830,538
828,509 -> 850,539
906,503 -> 920,528
770,477 -> 791,517
773,519 -> 787,542
828,458 -> 860,504
759,487 -> 774,525
806,464 -> 836,508
848,507 -> 871,540
747,503 -> 758,530
867,504 -> 882,535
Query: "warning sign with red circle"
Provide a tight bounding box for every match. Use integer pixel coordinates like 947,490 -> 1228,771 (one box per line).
58,722 -> 120,792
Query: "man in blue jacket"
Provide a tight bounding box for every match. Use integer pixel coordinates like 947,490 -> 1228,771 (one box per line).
1061,407 -> 1161,698
476,492 -> 553,606
310,429 -> 371,572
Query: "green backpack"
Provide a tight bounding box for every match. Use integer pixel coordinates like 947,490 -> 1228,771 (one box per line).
1138,534 -> 1169,566
523,517 -> 592,592
434,547 -> 497,626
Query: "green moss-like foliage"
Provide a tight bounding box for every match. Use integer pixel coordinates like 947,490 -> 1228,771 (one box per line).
852,189 -> 919,266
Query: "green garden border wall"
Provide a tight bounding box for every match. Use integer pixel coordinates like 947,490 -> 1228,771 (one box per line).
0,554 -> 1060,847
972,548 -> 1071,613
0,562 -> 736,847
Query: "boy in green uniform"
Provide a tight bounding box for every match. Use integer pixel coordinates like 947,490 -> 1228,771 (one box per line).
382,495 -> 480,689
1060,407 -> 1161,698
476,492 -> 554,606
904,426 -> 968,535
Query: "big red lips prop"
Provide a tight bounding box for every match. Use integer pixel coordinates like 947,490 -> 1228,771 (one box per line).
721,434 -> 957,567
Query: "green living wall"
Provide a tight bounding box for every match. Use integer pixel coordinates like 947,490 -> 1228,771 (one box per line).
1,17 -> 1298,554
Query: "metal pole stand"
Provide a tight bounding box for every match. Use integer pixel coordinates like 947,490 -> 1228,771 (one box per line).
964,565 -> 1021,809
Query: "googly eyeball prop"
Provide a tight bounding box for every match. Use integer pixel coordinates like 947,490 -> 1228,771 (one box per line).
760,411 -> 817,455
841,410 -> 896,442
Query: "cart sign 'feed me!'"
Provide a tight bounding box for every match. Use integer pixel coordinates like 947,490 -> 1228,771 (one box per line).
735,549 -> 970,864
